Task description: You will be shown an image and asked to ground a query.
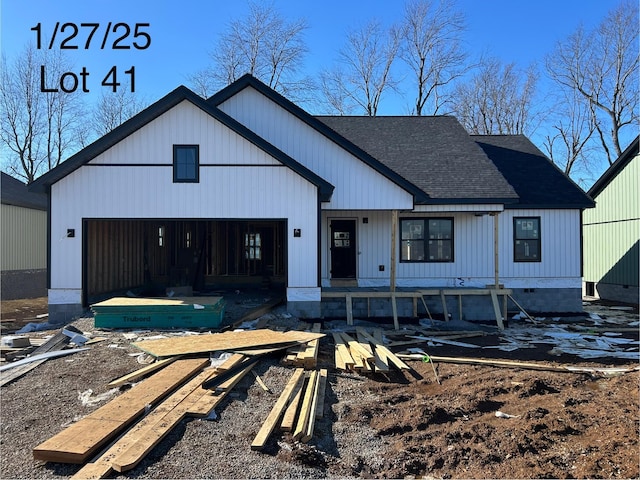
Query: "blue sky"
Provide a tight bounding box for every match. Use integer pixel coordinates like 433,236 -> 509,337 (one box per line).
2,0 -> 614,105
0,0 -> 626,186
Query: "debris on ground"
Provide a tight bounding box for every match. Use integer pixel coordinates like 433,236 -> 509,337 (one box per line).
0,296 -> 638,479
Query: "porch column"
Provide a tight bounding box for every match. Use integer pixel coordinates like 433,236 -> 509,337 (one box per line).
492,212 -> 500,288
390,210 -> 397,292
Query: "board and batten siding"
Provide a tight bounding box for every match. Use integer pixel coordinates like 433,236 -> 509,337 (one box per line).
583,152 -> 639,287
49,99 -> 320,293
498,209 -> 583,288
218,87 -> 414,211
1,204 -> 47,270
321,209 -> 583,288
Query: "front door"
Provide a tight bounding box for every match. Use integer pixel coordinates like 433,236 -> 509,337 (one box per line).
330,219 -> 356,279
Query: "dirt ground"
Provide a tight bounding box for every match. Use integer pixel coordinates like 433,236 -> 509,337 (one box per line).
0,296 -> 638,479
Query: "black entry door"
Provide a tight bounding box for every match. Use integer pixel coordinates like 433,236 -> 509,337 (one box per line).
330,219 -> 356,278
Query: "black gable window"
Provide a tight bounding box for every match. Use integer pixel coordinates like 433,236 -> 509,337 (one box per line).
173,145 -> 199,183
514,217 -> 541,262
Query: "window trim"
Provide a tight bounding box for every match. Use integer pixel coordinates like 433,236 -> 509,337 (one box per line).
173,144 -> 200,183
513,216 -> 541,262
400,217 -> 454,263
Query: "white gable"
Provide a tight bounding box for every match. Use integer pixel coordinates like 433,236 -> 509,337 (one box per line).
217,87 -> 414,210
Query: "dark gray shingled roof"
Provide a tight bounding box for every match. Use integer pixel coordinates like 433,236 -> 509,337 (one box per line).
1,172 -> 48,210
472,135 -> 595,209
317,115 -> 519,204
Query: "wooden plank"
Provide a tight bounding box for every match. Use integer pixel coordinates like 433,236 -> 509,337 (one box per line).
332,333 -> 355,369
395,354 -> 640,375
224,297 -> 285,330
251,368 -> 305,451
390,209 -> 397,292
132,329 -> 324,358
301,371 -> 322,443
73,355 -> 248,478
356,328 -> 410,370
186,356 -> 253,417
92,296 -> 223,307
33,358 -> 208,464
339,332 -> 374,361
391,293 -> 399,330
490,290 -> 505,331
111,355 -> 252,473
70,458 -> 114,480
292,370 -> 318,441
345,294 -> 353,326
107,356 -> 179,387
280,373 -> 306,431
111,368 -> 216,472
315,369 -> 328,420
439,290 -> 449,321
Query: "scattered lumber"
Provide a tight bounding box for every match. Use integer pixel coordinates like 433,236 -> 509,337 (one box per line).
0,324 -> 84,387
251,368 -> 305,451
33,358 -> 209,464
356,328 -> 411,371
280,373 -> 306,431
396,354 -> 640,376
132,329 -> 324,358
72,354 -> 251,478
292,370 -> 318,441
107,356 -> 179,387
315,369 -> 328,420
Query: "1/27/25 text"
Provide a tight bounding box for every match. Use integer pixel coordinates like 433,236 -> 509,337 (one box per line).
31,22 -> 151,50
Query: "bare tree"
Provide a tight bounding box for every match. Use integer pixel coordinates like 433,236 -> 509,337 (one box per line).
92,86 -> 147,136
542,88 -> 596,178
0,45 -> 87,183
546,0 -> 639,165
321,20 -> 401,116
399,0 -> 468,115
452,56 -> 538,135
189,1 -> 310,99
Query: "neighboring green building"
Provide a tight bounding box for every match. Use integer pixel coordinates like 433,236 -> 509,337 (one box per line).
583,136 -> 639,305
1,172 -> 48,300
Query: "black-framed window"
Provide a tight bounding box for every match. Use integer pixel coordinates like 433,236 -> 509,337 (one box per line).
173,145 -> 199,183
514,217 -> 541,262
400,217 -> 453,262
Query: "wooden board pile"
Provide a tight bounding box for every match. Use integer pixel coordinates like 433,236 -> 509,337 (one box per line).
31,328 -> 325,479
282,323 -> 322,368
251,367 -> 328,451
332,327 -> 411,373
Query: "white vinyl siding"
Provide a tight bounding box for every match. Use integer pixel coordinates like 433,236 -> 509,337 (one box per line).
50,103 -> 320,291
321,209 -> 583,288
90,101 -> 281,167
1,204 -> 47,270
500,209 -> 581,280
218,87 -> 414,211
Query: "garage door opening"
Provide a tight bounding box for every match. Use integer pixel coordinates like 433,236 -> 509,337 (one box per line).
83,219 -> 287,305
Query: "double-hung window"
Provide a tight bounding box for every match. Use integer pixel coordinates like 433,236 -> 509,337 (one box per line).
173,145 -> 199,183
400,217 -> 454,262
514,217 -> 541,262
